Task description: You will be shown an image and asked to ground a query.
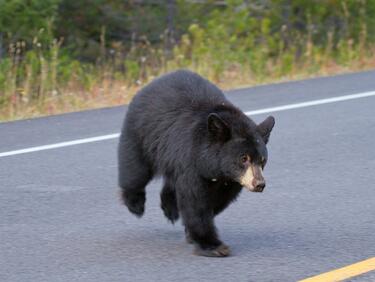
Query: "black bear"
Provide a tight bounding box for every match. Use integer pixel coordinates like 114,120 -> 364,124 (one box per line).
118,70 -> 275,257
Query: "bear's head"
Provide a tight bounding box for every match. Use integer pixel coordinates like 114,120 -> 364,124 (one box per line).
207,113 -> 275,192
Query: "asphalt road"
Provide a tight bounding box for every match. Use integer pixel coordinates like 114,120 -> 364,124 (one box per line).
1,70 -> 375,282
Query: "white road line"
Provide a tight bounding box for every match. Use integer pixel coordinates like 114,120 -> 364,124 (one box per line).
0,134 -> 120,158
244,90 -> 375,115
1,90 -> 375,158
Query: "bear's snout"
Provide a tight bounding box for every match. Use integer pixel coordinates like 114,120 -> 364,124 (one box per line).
252,178 -> 265,192
240,165 -> 265,192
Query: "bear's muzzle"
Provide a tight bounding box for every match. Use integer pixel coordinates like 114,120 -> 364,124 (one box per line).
239,165 -> 265,192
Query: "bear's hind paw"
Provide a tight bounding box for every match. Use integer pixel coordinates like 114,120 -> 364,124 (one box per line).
122,191 -> 145,217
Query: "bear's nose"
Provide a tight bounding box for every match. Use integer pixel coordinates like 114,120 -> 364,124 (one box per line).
253,180 -> 265,192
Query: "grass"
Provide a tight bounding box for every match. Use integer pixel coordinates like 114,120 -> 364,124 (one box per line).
1,28 -> 375,121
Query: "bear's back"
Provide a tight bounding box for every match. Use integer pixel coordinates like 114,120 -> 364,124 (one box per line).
132,70 -> 226,114
125,70 -> 230,140
122,70 -> 230,173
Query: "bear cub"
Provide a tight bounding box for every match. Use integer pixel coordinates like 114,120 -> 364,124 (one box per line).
118,70 -> 275,257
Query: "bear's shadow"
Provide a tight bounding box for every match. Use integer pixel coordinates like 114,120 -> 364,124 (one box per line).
222,228 -> 306,256
102,227 -> 307,259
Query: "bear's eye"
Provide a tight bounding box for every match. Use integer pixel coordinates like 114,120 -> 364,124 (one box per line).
240,155 -> 250,164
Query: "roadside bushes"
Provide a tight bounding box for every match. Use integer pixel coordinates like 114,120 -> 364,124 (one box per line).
0,0 -> 374,120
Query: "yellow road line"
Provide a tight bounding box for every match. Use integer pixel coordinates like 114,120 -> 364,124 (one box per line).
299,257 -> 375,282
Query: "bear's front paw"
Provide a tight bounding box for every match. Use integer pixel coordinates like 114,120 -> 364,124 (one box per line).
194,244 -> 230,257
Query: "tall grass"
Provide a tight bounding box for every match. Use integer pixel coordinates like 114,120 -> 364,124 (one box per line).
1,13 -> 375,121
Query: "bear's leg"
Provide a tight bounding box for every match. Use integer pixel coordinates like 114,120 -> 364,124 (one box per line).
160,178 -> 179,223
176,178 -> 230,257
181,210 -> 230,257
118,135 -> 152,217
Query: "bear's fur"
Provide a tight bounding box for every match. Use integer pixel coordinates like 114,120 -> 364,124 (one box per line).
118,70 -> 275,257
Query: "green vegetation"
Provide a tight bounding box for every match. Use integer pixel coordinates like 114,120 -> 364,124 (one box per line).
1,0 -> 375,120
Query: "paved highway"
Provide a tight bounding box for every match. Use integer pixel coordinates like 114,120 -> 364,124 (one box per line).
1,70 -> 375,281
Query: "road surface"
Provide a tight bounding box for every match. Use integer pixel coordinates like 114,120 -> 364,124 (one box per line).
1,70 -> 375,282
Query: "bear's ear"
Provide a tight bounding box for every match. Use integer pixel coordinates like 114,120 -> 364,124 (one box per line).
256,116 -> 275,144
207,113 -> 230,142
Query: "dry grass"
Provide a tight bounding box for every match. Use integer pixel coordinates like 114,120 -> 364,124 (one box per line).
1,47 -> 375,122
